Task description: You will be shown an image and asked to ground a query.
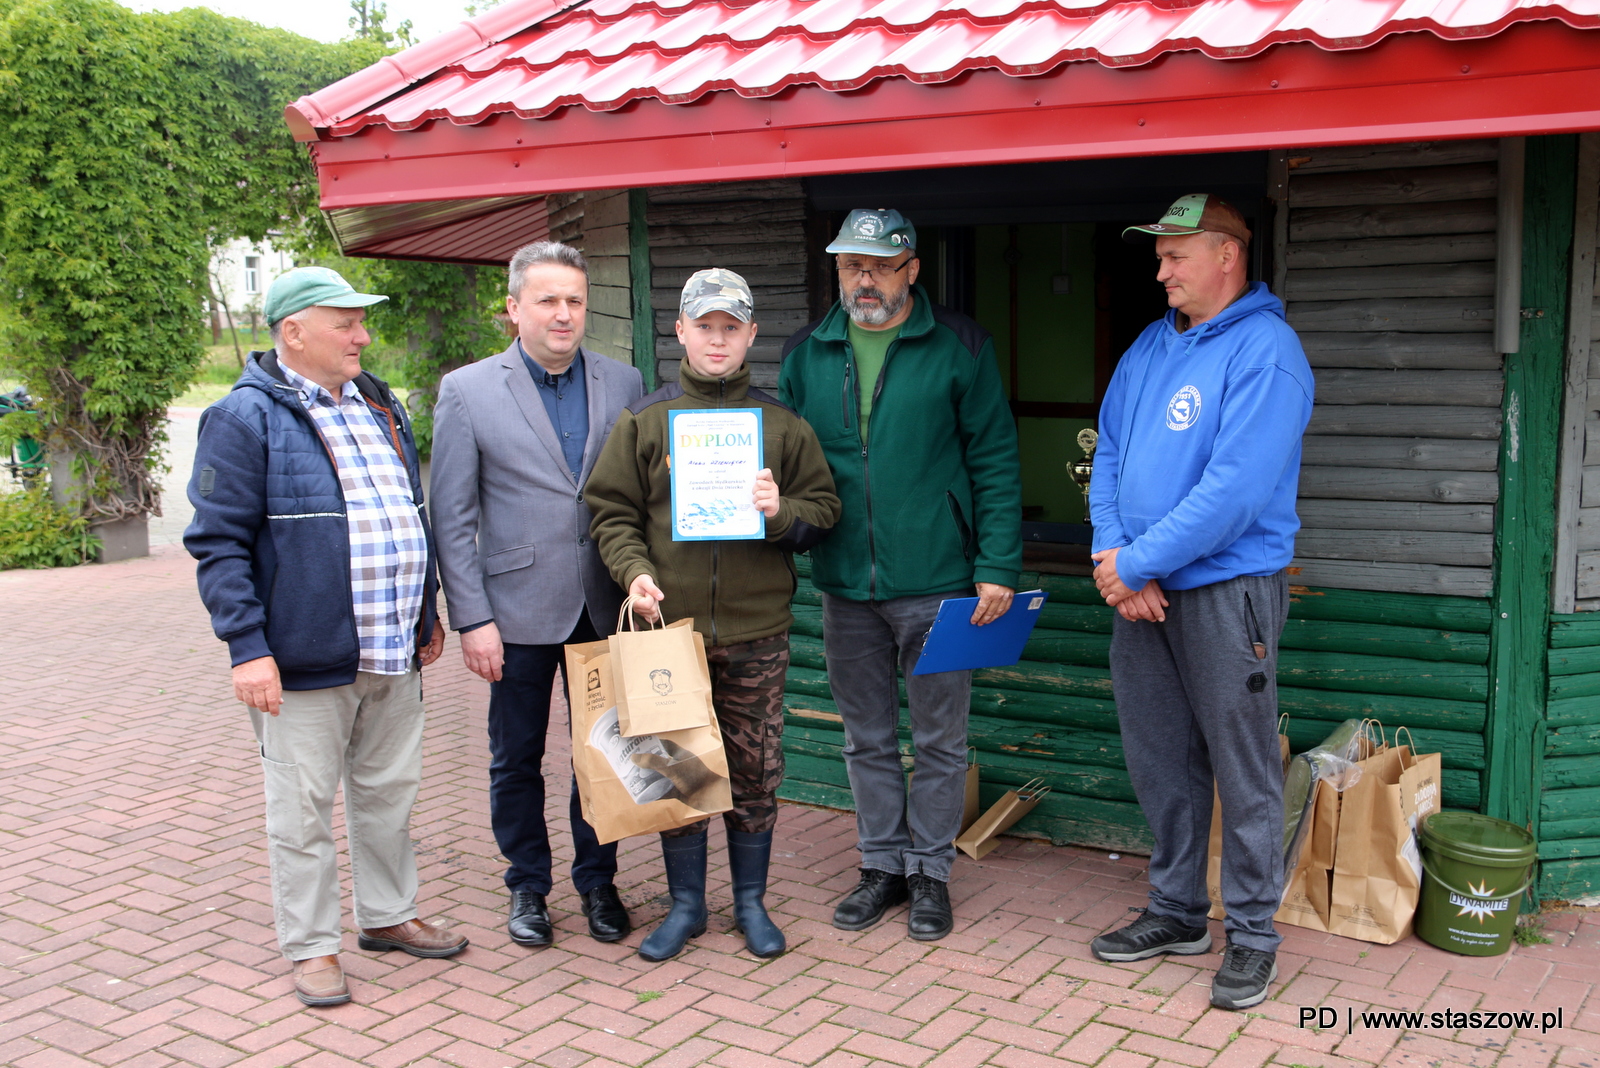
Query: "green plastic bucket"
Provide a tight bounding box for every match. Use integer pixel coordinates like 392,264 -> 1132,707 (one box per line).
1417,811 -> 1536,956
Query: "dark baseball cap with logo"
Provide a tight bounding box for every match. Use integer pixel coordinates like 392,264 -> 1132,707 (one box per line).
826,209 -> 917,258
1123,194 -> 1251,247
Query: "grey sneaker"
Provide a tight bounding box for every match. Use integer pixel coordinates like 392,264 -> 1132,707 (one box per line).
1090,908 -> 1212,962
1211,943 -> 1278,1010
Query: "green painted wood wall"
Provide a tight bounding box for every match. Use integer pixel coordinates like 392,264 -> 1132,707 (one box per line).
1542,612 -> 1600,899
778,557 -> 1492,853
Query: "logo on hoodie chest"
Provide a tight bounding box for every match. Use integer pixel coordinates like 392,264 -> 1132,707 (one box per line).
1166,385 -> 1202,432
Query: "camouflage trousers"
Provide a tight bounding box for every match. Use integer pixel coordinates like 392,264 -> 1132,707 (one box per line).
663,632 -> 789,837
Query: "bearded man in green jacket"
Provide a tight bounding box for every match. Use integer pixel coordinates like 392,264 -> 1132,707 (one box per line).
778,210 -> 1022,942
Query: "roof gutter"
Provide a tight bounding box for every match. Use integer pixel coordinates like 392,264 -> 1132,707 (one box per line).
283,0 -> 586,141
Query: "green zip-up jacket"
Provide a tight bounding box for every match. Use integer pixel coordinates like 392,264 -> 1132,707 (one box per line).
587,362 -> 841,647
778,286 -> 1022,602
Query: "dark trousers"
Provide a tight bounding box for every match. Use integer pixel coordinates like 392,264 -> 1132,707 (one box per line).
488,612 -> 618,895
663,632 -> 790,838
1109,571 -> 1289,952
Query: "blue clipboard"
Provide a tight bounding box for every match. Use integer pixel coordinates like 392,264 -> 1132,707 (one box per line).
912,590 -> 1049,675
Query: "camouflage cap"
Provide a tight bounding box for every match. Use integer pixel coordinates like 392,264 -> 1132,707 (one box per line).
679,267 -> 754,322
826,208 -> 916,258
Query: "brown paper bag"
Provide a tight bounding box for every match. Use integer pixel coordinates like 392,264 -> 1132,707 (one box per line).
567,637 -> 732,844
1206,719 -> 1291,920
1276,776 -> 1340,932
955,778 -> 1050,859
609,598 -> 714,737
1327,735 -> 1442,944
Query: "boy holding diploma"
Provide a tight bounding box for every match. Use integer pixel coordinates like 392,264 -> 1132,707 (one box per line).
586,269 -> 840,961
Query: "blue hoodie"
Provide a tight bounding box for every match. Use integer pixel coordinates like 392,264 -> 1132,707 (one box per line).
1089,281 -> 1314,591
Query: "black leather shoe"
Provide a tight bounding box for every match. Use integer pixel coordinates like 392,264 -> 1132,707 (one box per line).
832,868 -> 908,931
906,873 -> 953,941
580,884 -> 632,943
508,889 -> 553,947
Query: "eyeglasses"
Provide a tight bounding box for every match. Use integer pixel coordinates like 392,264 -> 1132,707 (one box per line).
836,258 -> 915,281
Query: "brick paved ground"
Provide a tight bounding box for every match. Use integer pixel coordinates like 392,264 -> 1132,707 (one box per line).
3,547 -> 1599,1068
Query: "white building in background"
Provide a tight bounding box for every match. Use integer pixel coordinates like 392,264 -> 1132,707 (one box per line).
209,237 -> 294,338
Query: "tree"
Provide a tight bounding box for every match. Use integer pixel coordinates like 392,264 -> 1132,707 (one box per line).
348,0 -> 414,49
0,0 -> 383,522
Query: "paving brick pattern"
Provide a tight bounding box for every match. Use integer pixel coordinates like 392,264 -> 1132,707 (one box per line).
3,547 -> 1598,1068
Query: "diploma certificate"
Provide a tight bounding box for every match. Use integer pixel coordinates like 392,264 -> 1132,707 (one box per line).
669,408 -> 765,541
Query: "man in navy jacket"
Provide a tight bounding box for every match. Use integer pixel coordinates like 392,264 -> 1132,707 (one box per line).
1085,197 -> 1314,1013
185,268 -> 462,1008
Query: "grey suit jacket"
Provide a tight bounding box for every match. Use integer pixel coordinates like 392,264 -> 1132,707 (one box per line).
431,342 -> 646,645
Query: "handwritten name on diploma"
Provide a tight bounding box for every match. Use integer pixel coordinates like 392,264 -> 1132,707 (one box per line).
669,408 -> 766,542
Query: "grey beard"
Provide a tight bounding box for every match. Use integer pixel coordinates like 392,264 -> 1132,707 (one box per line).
843,284 -> 907,326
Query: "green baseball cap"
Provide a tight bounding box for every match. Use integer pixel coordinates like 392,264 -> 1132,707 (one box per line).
826,209 -> 917,258
680,267 -> 754,322
264,266 -> 388,325
1123,194 -> 1252,246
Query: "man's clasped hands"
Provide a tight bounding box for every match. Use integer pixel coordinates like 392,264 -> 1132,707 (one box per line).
1090,546 -> 1169,623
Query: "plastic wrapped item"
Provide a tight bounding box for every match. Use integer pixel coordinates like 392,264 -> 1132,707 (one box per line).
1280,719 -> 1372,880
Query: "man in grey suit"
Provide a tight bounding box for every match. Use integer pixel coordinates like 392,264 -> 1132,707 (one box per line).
431,241 -> 645,947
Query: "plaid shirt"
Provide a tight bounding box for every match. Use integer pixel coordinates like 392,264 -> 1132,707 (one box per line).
281,365 -> 427,675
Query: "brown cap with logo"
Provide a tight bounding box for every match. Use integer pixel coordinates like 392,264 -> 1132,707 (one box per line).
1123,194 -> 1251,247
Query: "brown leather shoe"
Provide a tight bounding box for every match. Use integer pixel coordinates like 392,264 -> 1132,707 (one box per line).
358,917 -> 469,958
291,955 -> 350,1007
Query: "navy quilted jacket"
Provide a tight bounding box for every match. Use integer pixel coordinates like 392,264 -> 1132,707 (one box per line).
184,350 -> 439,691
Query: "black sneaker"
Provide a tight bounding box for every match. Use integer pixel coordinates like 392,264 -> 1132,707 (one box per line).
832,869 -> 908,931
1090,908 -> 1212,962
1211,943 -> 1277,1010
906,874 -> 953,941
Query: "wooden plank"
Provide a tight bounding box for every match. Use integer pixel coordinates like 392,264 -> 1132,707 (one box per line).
1286,140 -> 1498,174
651,242 -> 808,268
648,179 -> 803,204
1277,650 -> 1487,702
586,255 -> 630,288
584,223 -> 630,257
1293,499 -> 1495,534
1311,369 -> 1503,407
1549,613 -> 1600,647
1288,559 -> 1493,597
1289,163 -> 1497,209
1297,466 -> 1499,504
1281,617 -> 1489,665
1281,695 -> 1485,737
1547,722 -> 1600,757
1306,404 -> 1501,439
1541,785 -> 1600,824
1288,297 -> 1494,333
649,222 -> 807,247
1286,233 -> 1498,270
1551,691 -> 1600,723
1578,552 -> 1600,599
1537,816 -> 1600,842
1290,199 -> 1498,243
650,264 -> 805,290
1491,140 -> 1580,858
582,314 -> 632,358
629,188 -> 656,391
1284,584 -> 1493,631
1300,435 -> 1498,471
1549,644 -> 1600,676
1293,528 -> 1493,566
1582,470 -> 1600,508
648,201 -> 805,227
1286,262 -> 1495,302
1537,837 -> 1600,862
583,190 -> 630,229
1554,133 -> 1600,611
1299,334 -> 1498,370
587,282 -> 630,320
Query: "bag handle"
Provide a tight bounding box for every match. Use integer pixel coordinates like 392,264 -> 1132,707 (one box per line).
618,594 -> 664,633
1393,726 -> 1418,767
968,747 -> 979,768
1359,718 -> 1387,757
1419,853 -> 1535,904
1278,713 -> 1290,736
1017,777 -> 1050,801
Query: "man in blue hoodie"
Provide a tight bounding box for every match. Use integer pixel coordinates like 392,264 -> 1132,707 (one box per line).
1085,196 -> 1314,1012
186,268 -> 463,1008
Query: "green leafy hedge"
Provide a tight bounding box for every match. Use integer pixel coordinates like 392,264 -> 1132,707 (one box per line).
0,489 -> 99,569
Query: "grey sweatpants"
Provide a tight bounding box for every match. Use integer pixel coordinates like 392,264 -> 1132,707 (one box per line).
822,592 -> 972,882
1110,571 -> 1288,952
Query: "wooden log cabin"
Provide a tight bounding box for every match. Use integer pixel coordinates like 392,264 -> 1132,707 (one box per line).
288,0 -> 1600,901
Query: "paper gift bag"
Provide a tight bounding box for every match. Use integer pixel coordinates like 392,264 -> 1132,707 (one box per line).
955,779 -> 1050,860
566,637 -> 732,844
1206,718 -> 1291,920
1327,733 -> 1442,944
1276,776 -> 1340,932
609,598 -> 714,737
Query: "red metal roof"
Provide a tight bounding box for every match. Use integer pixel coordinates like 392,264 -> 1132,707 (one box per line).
289,0 -> 1600,140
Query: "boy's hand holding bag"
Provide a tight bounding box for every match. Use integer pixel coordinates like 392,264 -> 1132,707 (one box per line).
609,596 -> 715,736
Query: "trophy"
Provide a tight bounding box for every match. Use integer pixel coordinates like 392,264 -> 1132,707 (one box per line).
1067,427 -> 1097,522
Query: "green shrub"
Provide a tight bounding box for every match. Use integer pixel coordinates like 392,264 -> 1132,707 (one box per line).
0,489 -> 100,569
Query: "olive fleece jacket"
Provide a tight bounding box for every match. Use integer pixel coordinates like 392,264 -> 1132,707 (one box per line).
586,362 -> 841,647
